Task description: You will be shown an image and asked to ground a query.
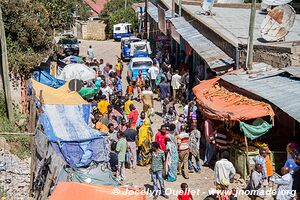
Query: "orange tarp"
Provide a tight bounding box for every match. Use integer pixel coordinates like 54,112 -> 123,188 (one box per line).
192,77 -> 275,122
49,182 -> 147,200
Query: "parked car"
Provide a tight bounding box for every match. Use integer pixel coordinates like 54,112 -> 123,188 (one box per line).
58,34 -> 80,57
121,36 -> 141,61
127,57 -> 153,82
113,23 -> 134,41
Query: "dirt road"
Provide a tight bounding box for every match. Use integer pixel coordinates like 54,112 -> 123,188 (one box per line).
79,39 -> 247,200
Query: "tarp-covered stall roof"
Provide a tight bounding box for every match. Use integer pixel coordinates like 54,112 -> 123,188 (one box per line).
221,67 -> 300,123
169,17 -> 234,71
192,77 -> 275,121
31,79 -> 87,105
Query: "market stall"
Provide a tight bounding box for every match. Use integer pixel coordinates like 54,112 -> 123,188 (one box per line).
193,77 -> 276,179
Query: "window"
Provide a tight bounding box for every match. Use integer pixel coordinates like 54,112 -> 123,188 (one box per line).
132,61 -> 152,68
115,27 -> 121,31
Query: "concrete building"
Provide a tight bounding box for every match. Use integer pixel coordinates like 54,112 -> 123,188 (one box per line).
158,0 -> 300,69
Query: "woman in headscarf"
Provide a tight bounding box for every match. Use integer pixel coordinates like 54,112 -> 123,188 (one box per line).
137,118 -> 152,166
165,134 -> 179,182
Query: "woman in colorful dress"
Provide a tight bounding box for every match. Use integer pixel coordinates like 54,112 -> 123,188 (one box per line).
166,134 -> 179,182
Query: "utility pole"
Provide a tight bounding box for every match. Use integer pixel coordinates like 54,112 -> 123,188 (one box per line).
0,8 -> 14,122
178,0 -> 182,16
172,0 -> 175,18
144,0 -> 148,39
246,0 -> 256,70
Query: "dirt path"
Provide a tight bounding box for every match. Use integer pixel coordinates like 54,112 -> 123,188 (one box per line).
79,39 -> 248,200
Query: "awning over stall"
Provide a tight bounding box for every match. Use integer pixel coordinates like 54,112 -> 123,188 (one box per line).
170,17 -> 234,70
192,78 -> 275,121
147,2 -> 172,23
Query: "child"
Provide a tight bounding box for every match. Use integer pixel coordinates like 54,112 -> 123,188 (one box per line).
150,142 -> 168,200
178,183 -> 193,200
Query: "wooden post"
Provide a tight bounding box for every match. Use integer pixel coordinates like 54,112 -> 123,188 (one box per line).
178,0 -> 182,16
246,0 -> 256,70
172,0 -> 175,18
144,0 -> 148,40
29,134 -> 36,198
244,135 -> 251,174
40,167 -> 58,200
0,7 -> 14,122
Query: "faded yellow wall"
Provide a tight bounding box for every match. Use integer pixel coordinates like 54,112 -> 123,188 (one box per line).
74,20 -> 106,41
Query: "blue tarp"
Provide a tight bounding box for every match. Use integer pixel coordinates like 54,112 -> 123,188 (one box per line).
51,138 -> 110,168
32,70 -> 65,88
40,104 -> 107,142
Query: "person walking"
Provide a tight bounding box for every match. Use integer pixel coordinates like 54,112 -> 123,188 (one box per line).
271,166 -> 294,200
165,134 -> 179,182
148,61 -> 159,91
116,132 -> 127,181
159,77 -> 170,107
188,122 -> 201,173
203,119 -> 215,166
87,45 -> 94,61
214,151 -> 236,190
171,70 -> 182,103
124,127 -> 138,169
150,142 -> 169,199
155,125 -> 169,152
128,104 -> 139,129
142,85 -> 154,118
177,125 -> 190,179
137,119 -> 152,166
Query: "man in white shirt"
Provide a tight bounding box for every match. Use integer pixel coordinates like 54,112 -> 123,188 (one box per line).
271,166 -> 294,200
214,151 -> 236,190
148,62 -> 159,91
100,81 -> 113,102
98,59 -> 105,73
171,70 -> 182,102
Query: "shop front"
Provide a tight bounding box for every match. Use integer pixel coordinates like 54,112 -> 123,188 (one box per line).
193,77 -> 276,179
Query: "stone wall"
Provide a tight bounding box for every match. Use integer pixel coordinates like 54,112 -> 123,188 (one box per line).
74,20 -> 106,41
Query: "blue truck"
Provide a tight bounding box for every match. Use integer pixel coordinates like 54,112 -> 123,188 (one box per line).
120,37 -> 141,61
113,23 -> 134,41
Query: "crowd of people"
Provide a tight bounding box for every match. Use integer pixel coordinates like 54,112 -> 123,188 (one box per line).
83,46 -> 299,200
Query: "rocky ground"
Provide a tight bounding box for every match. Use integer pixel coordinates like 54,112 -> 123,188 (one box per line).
0,146 -> 31,200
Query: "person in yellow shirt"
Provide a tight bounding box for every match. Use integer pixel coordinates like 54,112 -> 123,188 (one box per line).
116,58 -> 123,78
97,95 -> 110,116
124,94 -> 133,115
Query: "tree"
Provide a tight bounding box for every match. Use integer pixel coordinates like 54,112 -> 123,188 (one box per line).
1,0 -> 53,76
0,0 -> 90,77
99,0 -> 142,37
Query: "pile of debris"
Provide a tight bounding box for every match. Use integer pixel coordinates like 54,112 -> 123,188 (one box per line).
0,149 -> 30,199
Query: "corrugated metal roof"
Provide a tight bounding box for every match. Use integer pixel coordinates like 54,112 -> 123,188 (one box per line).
169,17 -> 234,70
221,67 -> 300,122
147,3 -> 172,23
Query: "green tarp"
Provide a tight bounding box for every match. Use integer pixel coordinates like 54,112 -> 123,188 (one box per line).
78,87 -> 99,99
240,118 -> 272,140
70,170 -> 120,186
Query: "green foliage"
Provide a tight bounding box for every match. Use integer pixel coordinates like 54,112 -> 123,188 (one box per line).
0,0 -> 90,77
0,91 -> 30,159
4,135 -> 31,159
38,0 -> 91,31
99,0 -> 141,37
